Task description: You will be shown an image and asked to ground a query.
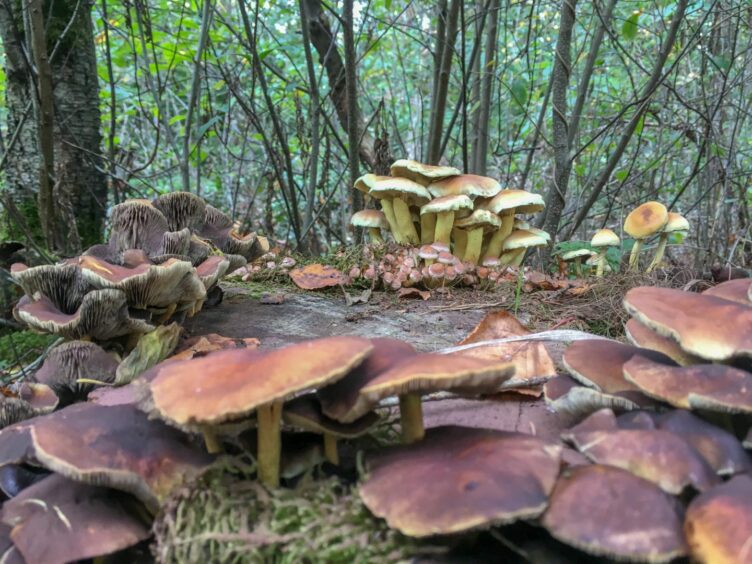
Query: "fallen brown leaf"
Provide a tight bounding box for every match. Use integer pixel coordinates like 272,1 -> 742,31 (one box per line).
397,287 -> 431,301
170,334 -> 260,361
289,264 -> 349,290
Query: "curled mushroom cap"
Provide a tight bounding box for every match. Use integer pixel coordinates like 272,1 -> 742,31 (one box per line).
318,338 -> 417,423
427,174 -> 502,199
544,374 -> 649,416
149,336 -> 374,426
152,191 -> 207,231
566,427 -> 718,494
623,355 -> 752,414
0,383 -> 58,430
624,318 -> 704,366
33,340 -> 119,404
359,426 -> 561,537
479,189 -> 545,215
389,159 -> 460,185
624,286 -> 752,361
10,262 -> 91,314
591,228 -> 620,247
684,475 -> 752,564
542,465 -> 687,562
702,278 -> 752,305
27,403 -> 212,511
353,173 -> 389,194
195,255 -> 230,290
624,202 -> 668,239
1,473 -> 150,564
15,289 -> 154,341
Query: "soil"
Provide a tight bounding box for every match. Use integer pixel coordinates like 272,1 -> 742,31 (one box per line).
184,282 -> 581,443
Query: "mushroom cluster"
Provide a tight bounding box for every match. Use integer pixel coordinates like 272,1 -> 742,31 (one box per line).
623,201 -> 690,273
6,194 -> 267,425
351,160 -> 549,273
533,278 -> 752,561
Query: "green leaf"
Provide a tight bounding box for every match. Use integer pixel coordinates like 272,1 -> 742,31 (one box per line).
622,12 -> 639,40
510,78 -> 528,108
615,169 -> 629,182
635,113 -> 645,136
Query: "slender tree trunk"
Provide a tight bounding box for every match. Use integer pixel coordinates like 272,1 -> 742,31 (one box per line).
473,0 -> 499,175
427,0 -> 460,164
342,0 -> 362,215
540,0 -> 577,261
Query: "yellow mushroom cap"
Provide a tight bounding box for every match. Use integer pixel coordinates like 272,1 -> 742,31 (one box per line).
427,174 -> 502,199
453,209 -> 501,230
389,159 -> 460,185
353,174 -> 391,194
502,230 -> 548,251
591,228 -> 620,247
663,212 -> 689,233
368,177 -> 431,205
478,190 -> 545,215
624,202 -> 668,239
351,209 -> 389,229
420,194 -> 473,216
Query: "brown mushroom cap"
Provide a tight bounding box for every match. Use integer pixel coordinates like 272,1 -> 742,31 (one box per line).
566,428 -> 718,494
453,209 -> 501,230
198,205 -> 263,261
478,189 -> 545,215
14,289 -> 154,341
702,278 -> 752,306
563,340 -> 675,396
358,353 -> 515,407
655,410 -> 752,476
1,473 -> 150,564
0,522 -> 22,564
350,209 -> 389,230
34,339 -> 119,405
420,194 -> 473,216
368,177 -> 431,205
10,262 -> 91,314
28,403 -> 212,511
544,374 -> 652,416
318,338 -> 417,423
389,159 -> 460,185
108,200 -> 171,256
624,286 -> 752,361
623,355 -> 752,414
684,474 -> 752,564
152,191 -> 207,231
624,201 -> 669,239
283,394 -> 379,438
0,383 -> 59,430
542,465 -> 687,562
624,318 -> 704,366
195,255 -> 230,290
359,426 -> 561,537
150,337 -> 374,426
427,174 -> 502,199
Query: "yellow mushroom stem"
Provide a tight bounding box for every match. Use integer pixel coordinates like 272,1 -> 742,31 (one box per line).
155,302 -> 177,324
595,249 -> 608,277
379,199 -> 403,244
572,257 -> 583,277
509,248 -> 527,267
462,228 -> 485,265
482,210 -> 515,260
257,400 -> 283,488
367,227 -> 384,244
628,239 -> 644,271
433,211 -> 456,247
421,213 -> 437,245
646,233 -> 669,273
323,433 -> 340,465
202,428 -> 223,454
398,393 -> 424,443
452,227 -> 468,259
392,198 -> 420,245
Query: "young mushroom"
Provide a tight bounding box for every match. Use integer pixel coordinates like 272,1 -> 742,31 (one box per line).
420,195 -> 473,252
368,178 -> 431,245
590,228 -> 620,277
453,210 -> 501,265
646,212 -> 689,273
147,336 -> 373,487
477,190 -> 545,262
623,201 -> 668,271
560,249 -> 595,277
350,209 -> 389,244
500,230 -> 548,267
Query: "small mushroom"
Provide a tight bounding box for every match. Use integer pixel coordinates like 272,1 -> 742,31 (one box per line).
684,475 -> 752,564
560,249 -> 595,277
500,230 -> 548,267
350,210 -> 389,244
419,195 -> 473,251
453,210 -> 501,265
1,474 -> 150,564
623,201 -> 668,271
359,426 -> 561,537
426,173 -> 501,199
148,336 -> 374,487
282,394 -> 378,465
590,228 -> 620,277
646,212 -> 689,273
542,465 -> 687,562
368,178 -> 431,245
477,190 -> 545,262
389,159 -> 460,186
624,286 -> 752,362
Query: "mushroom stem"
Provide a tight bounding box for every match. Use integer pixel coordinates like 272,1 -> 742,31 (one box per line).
509,248 -> 527,267
392,198 -> 420,245
257,400 -> 283,488
483,211 -> 515,260
367,227 -> 384,244
379,199 -> 403,244
421,214 -> 437,245
574,257 -> 583,277
452,228 -> 467,259
595,249 -> 608,277
462,228 -> 484,265
646,233 -> 668,273
323,433 -> 339,465
202,428 -> 223,454
433,211 -> 456,247
398,393 -> 424,443
155,302 -> 177,324
628,239 -> 643,271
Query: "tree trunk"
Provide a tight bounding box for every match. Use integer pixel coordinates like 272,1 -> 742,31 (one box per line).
0,0 -> 106,252
473,0 -> 499,175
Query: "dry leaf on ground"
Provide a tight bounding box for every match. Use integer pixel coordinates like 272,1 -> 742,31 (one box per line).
289,264 -> 349,290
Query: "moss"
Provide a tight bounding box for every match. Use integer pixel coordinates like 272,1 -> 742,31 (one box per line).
153,456 -> 433,563
0,330 -> 57,372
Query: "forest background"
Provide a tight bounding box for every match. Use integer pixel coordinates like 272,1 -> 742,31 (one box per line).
0,0 -> 749,269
